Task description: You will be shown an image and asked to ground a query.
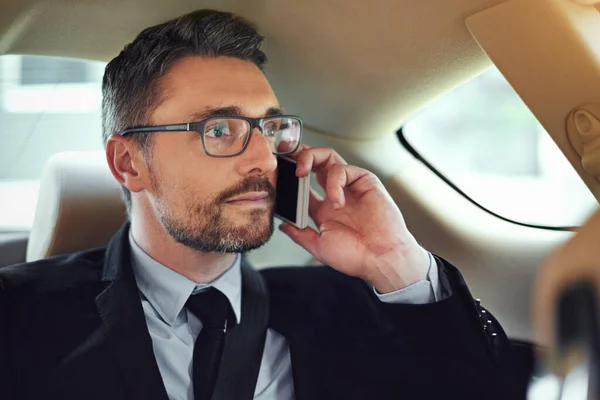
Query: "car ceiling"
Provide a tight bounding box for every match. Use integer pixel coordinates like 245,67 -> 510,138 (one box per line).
5,0 -> 600,341
0,0 -> 507,140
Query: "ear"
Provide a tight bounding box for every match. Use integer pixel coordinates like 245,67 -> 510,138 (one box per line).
105,134 -> 147,194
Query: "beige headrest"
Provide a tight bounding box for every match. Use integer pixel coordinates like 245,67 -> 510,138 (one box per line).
26,151 -> 126,262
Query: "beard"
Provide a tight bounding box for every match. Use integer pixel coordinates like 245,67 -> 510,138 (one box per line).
154,175 -> 276,253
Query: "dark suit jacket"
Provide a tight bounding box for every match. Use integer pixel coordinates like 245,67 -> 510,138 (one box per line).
0,224 -> 533,400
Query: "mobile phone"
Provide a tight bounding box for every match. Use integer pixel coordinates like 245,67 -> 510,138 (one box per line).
274,155 -> 310,229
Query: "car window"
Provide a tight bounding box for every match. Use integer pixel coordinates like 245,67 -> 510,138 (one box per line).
401,67 -> 598,228
0,55 -> 106,231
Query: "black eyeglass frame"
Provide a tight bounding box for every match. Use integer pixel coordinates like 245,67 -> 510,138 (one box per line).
118,115 -> 303,158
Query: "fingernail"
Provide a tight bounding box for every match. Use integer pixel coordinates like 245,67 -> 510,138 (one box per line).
333,202 -> 341,209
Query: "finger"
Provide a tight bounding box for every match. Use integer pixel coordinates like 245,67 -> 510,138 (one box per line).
313,166 -> 330,193
318,220 -> 355,239
278,223 -> 321,259
326,165 -> 373,208
295,148 -> 347,178
297,148 -> 347,190
308,188 -> 324,224
290,143 -> 311,156
285,143 -> 311,162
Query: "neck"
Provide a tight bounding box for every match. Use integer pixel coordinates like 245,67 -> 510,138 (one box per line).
130,212 -> 236,284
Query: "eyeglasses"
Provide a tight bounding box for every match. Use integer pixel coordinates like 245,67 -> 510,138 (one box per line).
119,115 -> 303,158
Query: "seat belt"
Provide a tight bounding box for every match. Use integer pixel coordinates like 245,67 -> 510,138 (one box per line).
211,258 -> 270,400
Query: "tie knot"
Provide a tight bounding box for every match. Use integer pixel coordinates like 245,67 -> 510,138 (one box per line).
186,287 -> 232,330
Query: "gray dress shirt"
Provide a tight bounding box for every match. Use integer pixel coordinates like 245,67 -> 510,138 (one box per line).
128,233 -> 446,400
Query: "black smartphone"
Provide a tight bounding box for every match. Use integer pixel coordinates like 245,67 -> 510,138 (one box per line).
274,155 -> 310,229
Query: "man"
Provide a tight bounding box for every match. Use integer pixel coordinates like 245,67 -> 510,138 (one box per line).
0,9 -> 533,400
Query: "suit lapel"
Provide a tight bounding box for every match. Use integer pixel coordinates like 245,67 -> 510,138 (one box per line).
95,223 -> 169,400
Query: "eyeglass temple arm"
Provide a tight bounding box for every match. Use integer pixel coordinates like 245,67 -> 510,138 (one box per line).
120,123 -> 191,136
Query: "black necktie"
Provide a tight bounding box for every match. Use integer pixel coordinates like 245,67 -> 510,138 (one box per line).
186,287 -> 232,400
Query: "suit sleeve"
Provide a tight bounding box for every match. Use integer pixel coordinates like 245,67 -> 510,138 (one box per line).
373,256 -> 534,400
374,252 -> 449,304
0,277 -> 15,400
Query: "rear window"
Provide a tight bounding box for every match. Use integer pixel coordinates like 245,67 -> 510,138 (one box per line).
402,67 -> 598,228
0,55 -> 105,231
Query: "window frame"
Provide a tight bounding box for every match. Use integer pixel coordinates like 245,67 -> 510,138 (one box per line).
0,55 -> 105,114
397,127 -> 579,231
0,54 -> 106,232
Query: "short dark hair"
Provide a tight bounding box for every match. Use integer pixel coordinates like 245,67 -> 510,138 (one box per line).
101,9 -> 268,216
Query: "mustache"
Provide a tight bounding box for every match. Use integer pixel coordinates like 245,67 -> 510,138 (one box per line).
216,177 -> 276,204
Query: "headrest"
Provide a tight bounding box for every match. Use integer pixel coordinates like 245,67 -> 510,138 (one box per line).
26,151 -> 126,262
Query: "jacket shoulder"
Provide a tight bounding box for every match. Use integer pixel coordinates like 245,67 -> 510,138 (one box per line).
260,265 -> 375,304
261,265 -> 365,287
259,266 -> 389,336
0,248 -> 105,296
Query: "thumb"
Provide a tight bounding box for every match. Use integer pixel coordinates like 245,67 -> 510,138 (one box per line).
278,223 -> 321,259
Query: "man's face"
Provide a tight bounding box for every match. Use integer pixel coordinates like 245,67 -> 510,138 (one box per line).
143,56 -> 280,253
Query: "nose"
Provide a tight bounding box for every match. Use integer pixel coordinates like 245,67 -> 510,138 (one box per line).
236,128 -> 277,176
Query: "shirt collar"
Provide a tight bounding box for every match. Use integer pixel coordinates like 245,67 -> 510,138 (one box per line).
128,232 -> 242,326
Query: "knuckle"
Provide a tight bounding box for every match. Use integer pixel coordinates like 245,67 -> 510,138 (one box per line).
332,163 -> 345,173
365,172 -> 382,186
297,152 -> 311,166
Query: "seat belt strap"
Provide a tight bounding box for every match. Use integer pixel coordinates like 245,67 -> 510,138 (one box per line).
211,258 -> 270,400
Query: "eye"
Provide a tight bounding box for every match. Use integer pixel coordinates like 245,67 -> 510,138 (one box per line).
263,121 -> 280,137
205,122 -> 231,138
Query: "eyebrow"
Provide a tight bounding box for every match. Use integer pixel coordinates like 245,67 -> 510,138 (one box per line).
187,106 -> 284,121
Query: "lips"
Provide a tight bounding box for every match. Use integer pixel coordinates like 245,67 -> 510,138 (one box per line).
225,191 -> 270,202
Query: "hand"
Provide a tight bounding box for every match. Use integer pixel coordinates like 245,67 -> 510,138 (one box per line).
278,145 -> 430,293
534,209 -> 600,350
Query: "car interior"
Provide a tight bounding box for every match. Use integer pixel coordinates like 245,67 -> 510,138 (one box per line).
2,0 -> 600,371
